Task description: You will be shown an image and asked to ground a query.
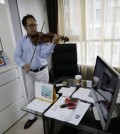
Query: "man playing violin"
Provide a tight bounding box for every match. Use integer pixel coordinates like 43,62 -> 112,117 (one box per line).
14,14 -> 61,129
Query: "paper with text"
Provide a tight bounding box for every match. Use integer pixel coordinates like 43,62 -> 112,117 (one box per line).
72,88 -> 94,103
44,96 -> 90,125
26,99 -> 51,113
68,102 -> 90,125
58,87 -> 76,97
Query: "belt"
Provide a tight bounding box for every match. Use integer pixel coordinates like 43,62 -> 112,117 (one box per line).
30,65 -> 47,73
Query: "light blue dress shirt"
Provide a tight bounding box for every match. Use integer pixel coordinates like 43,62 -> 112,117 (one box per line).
14,35 -> 55,69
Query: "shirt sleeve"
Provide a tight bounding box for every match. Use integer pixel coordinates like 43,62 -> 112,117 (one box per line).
37,42 -> 56,58
14,39 -> 25,68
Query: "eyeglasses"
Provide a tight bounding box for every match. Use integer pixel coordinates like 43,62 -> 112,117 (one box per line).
26,24 -> 38,28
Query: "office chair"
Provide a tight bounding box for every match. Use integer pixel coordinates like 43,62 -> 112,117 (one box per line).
49,43 -> 80,83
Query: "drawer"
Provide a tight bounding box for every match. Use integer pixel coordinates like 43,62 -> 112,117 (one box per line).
0,97 -> 26,134
0,68 -> 19,86
0,78 -> 23,111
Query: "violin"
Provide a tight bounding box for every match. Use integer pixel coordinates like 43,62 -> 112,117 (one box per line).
30,32 -> 69,45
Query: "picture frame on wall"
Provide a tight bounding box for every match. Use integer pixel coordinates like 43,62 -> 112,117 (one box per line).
0,56 -> 5,66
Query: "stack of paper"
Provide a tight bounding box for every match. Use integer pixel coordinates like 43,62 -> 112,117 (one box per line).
44,96 -> 90,125
58,87 -> 76,97
72,88 -> 94,103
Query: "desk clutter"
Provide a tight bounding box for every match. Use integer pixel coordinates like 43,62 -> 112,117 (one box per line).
25,82 -> 93,117
43,82 -> 92,126
44,96 -> 90,126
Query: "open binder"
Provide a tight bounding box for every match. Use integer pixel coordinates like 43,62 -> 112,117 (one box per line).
25,82 -> 57,114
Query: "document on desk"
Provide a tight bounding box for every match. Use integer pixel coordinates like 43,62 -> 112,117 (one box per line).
68,101 -> 90,125
72,88 -> 94,103
58,87 -> 76,97
44,96 -> 90,125
26,99 -> 51,113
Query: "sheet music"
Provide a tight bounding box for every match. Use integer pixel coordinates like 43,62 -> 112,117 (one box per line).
58,87 -> 76,97
26,99 -> 51,113
72,88 -> 94,103
44,96 -> 90,125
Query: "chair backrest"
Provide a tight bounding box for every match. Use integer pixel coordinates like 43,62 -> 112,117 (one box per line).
51,43 -> 79,81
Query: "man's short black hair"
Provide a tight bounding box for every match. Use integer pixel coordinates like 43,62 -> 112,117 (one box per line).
22,14 -> 36,27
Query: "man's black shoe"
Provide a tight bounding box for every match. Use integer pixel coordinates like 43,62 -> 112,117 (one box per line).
24,117 -> 37,129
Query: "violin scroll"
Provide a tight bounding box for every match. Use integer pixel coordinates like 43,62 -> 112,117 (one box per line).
61,36 -> 69,42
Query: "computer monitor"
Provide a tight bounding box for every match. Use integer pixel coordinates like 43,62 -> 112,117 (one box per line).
91,56 -> 120,131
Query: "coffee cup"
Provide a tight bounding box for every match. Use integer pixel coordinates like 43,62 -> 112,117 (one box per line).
92,76 -> 99,87
75,75 -> 82,86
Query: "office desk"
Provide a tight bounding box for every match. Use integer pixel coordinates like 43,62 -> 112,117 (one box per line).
45,108 -> 112,134
22,78 -> 120,134
45,107 -> 120,134
44,77 -> 118,134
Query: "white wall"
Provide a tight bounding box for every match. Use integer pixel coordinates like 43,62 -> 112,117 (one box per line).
17,0 -> 49,35
0,3 -> 15,66
0,0 -> 51,70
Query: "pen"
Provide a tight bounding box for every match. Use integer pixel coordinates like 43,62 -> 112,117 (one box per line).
60,103 -> 75,108
60,104 -> 69,108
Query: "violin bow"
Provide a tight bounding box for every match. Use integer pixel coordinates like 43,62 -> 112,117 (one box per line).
30,22 -> 45,65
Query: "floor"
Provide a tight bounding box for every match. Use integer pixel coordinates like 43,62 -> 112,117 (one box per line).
3,114 -> 61,134
3,113 -> 120,134
4,114 -> 44,134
